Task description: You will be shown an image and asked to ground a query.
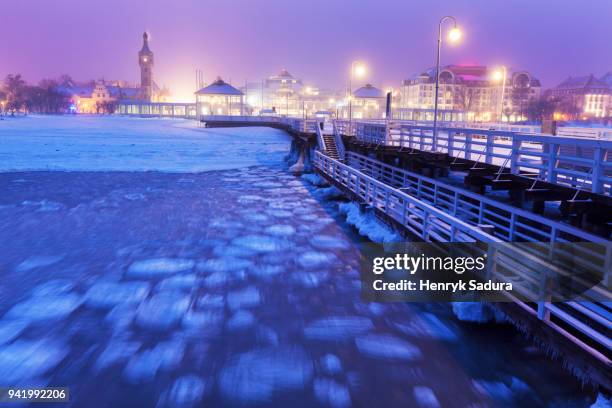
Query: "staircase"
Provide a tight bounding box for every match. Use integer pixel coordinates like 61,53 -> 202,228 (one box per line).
322,134 -> 340,159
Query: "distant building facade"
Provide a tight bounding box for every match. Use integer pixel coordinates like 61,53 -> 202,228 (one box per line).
399,65 -> 541,122
550,73 -> 611,119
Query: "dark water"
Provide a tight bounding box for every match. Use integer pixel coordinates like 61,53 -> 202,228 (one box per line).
0,166 -> 597,408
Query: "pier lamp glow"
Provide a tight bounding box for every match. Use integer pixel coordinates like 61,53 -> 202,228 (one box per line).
349,61 -> 367,123
492,66 -> 508,121
433,16 -> 462,151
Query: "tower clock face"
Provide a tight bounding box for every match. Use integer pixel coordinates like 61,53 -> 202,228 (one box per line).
142,56 -> 148,63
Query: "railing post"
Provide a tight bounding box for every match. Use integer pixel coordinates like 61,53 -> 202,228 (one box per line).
510,138 -> 520,174
485,134 -> 494,164
466,133 -> 473,161
592,147 -> 604,194
546,142 -> 558,184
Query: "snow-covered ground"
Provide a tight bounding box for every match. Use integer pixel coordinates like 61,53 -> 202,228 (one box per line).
0,115 -> 290,172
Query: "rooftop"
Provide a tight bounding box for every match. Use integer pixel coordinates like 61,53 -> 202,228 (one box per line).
195,77 -> 244,96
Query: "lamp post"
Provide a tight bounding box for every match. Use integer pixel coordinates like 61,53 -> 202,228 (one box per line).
492,66 -> 507,122
349,61 -> 366,123
433,16 -> 462,150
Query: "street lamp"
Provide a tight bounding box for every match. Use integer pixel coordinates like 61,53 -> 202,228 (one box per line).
433,16 -> 462,150
349,61 -> 366,122
492,66 -> 507,122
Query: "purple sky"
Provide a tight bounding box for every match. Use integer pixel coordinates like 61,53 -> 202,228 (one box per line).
2,0 -> 611,101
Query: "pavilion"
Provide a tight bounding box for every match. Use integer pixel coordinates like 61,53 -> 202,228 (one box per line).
195,77 -> 244,118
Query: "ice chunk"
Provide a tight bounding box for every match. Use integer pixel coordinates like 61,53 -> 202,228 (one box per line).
127,258 -> 194,278
135,293 -> 190,330
291,272 -> 328,288
413,386 -> 440,408
297,251 -> 337,268
84,281 -> 150,309
591,394 -> 612,408
0,340 -> 68,383
30,279 -> 73,296
338,202 -> 401,243
301,173 -> 328,186
16,255 -> 64,272
313,378 -> 351,408
227,310 -> 255,330
232,235 -> 288,253
123,338 -> 186,383
161,375 -> 208,408
472,380 -> 513,401
355,334 -> 422,361
158,274 -> 198,291
311,235 -> 350,250
320,354 -> 343,375
451,302 -> 493,323
394,313 -> 458,342
0,320 -> 28,345
304,317 -> 373,340
218,346 -> 313,403
197,294 -> 225,309
250,264 -> 284,278
227,287 -> 261,310
6,293 -> 82,321
94,339 -> 141,372
197,257 -> 252,274
266,210 -> 293,218
183,310 -> 224,331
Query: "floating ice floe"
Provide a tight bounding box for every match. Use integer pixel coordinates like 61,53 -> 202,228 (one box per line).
266,210 -> 293,218
250,264 -> 285,279
6,293 -> 82,321
472,380 -> 513,401
394,313 -> 458,342
94,339 -> 142,372
123,338 -> 186,383
355,334 -> 422,361
16,255 -> 64,272
135,293 -> 190,330
291,272 -> 328,288
591,394 -> 612,408
232,235 -> 289,253
84,281 -> 150,309
124,192 -> 145,201
311,235 -> 350,250
157,274 -> 199,291
304,316 -> 373,341
127,258 -> 195,278
252,181 -> 283,188
218,346 -> 313,403
320,354 -> 343,375
256,326 -> 279,346
160,375 -> 209,408
0,339 -> 68,383
242,213 -> 270,222
0,319 -> 28,345
197,294 -> 225,309
30,279 -> 73,296
451,302 -> 503,323
105,303 -> 138,331
227,287 -> 261,310
183,310 -> 224,331
413,386 -> 440,408
313,378 -> 351,408
227,310 -> 256,330
297,251 -> 337,268
213,244 -> 258,258
197,257 -> 253,274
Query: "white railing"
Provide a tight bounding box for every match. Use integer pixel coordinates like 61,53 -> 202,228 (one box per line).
332,121 -> 346,160
347,152 -> 608,246
351,122 -> 612,195
314,151 -> 499,242
200,115 -> 282,123
557,127 -> 612,140
315,150 -> 611,365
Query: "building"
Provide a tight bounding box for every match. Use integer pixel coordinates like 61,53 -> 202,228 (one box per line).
550,73 -> 611,119
346,84 -> 385,119
400,65 -> 541,122
64,32 -> 171,113
195,77 -> 244,117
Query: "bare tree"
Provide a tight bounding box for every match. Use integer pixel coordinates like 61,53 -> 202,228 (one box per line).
4,74 -> 27,113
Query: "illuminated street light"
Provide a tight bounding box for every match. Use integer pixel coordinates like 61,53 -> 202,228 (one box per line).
492,66 -> 508,121
349,61 -> 366,122
433,16 -> 462,150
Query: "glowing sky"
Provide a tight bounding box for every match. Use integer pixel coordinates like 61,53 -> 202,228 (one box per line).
1,0 -> 611,101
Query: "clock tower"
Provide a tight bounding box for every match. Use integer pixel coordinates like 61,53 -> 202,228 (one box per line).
138,32 -> 154,101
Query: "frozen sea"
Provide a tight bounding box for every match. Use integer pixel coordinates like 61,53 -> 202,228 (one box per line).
0,116 -> 600,407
